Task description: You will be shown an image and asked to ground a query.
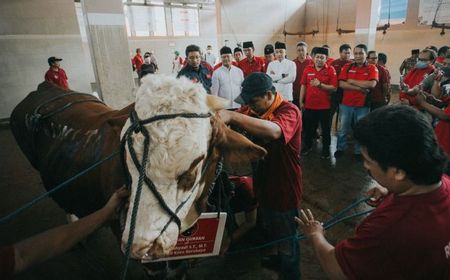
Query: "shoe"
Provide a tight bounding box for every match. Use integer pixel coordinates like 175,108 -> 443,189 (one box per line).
301,147 -> 312,156
334,150 -> 344,158
321,150 -> 331,159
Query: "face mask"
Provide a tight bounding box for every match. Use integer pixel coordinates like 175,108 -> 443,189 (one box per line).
415,61 -> 429,69
441,66 -> 450,78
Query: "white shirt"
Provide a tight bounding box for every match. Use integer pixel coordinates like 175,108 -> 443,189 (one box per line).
203,53 -> 216,67
211,65 -> 244,109
266,58 -> 297,101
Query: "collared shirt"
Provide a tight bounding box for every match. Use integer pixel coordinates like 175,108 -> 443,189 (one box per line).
45,67 -> 69,90
301,64 -> 338,110
339,63 -> 379,107
331,58 -> 353,77
177,64 -> 212,93
211,65 -> 244,109
399,65 -> 435,107
203,53 -> 216,66
266,59 -> 297,101
238,56 -> 265,78
213,61 -> 239,71
400,56 -> 417,75
293,57 -> 313,101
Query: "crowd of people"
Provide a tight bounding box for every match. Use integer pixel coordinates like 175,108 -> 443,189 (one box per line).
29,41 -> 450,280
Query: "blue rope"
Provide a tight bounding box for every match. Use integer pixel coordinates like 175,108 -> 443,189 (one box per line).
0,150 -> 120,225
226,198 -> 374,255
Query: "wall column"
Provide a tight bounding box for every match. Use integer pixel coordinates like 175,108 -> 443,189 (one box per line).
81,0 -> 135,109
354,0 -> 380,50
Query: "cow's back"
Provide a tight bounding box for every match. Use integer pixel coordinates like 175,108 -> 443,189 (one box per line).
10,82 -> 134,216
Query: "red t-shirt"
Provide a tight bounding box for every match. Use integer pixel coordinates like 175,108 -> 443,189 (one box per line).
435,105 -> 450,157
330,59 -> 353,77
301,64 -> 338,110
0,246 -> 14,280
371,64 -> 389,104
228,176 -> 257,213
44,68 -> 69,90
339,63 -> 379,107
238,56 -> 265,78
132,54 -> 144,72
335,175 -> 450,280
326,57 -> 334,66
399,65 -> 435,107
293,58 -> 313,101
239,101 -> 303,211
213,61 -> 239,71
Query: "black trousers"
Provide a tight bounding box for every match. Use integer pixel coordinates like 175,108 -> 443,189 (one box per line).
302,109 -> 331,152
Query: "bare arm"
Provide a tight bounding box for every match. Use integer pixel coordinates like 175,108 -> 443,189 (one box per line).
347,79 -> 377,89
416,94 -> 450,121
219,110 -> 282,141
13,187 -> 129,273
339,80 -> 366,93
318,82 -> 337,92
299,85 -> 306,109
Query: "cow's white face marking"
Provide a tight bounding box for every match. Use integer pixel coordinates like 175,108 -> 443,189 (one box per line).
121,75 -> 213,259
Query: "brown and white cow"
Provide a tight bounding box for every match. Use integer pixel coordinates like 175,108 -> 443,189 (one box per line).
10,74 -> 266,261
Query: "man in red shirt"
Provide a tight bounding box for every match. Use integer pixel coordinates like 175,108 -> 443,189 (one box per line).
336,44 -> 378,158
299,47 -> 338,158
45,57 -> 69,90
400,49 -> 436,108
293,41 -> 313,107
330,44 -> 353,117
296,105 -> 450,280
131,48 -> 144,75
263,44 -> 275,73
367,51 -> 390,110
238,41 -> 265,78
219,72 -> 302,279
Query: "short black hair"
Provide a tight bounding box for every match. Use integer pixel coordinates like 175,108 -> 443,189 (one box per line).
378,52 -> 387,64
427,45 -> 438,53
354,44 -> 368,54
185,44 -> 201,57
438,46 -> 449,56
234,47 -> 243,54
368,50 -> 377,57
297,41 -> 308,48
354,105 -> 447,185
339,44 -> 351,53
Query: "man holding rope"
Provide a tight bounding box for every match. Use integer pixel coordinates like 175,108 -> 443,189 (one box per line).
296,105 -> 450,279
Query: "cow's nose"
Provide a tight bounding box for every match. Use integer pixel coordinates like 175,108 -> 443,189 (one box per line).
121,242 -> 150,259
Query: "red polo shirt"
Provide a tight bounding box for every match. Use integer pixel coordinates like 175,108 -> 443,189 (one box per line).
339,63 -> 379,107
132,54 -> 144,72
293,57 -> 313,101
331,59 -> 353,77
399,65 -> 435,106
371,64 -> 389,104
335,175 -> 450,280
238,56 -> 265,78
237,101 -> 303,211
435,105 -> 450,157
326,57 -> 334,66
44,67 -> 69,90
301,64 -> 338,110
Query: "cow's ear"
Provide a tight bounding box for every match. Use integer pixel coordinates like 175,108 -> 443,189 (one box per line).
206,95 -> 229,112
220,126 -> 266,164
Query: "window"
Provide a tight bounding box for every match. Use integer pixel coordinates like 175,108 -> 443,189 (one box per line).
123,5 -> 167,36
379,0 -> 408,25
171,7 -> 199,36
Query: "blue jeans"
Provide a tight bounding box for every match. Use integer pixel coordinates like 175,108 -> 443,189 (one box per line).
336,104 -> 370,154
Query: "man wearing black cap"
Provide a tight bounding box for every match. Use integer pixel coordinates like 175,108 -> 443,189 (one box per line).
211,46 -> 244,109
266,41 -> 297,101
45,57 -> 69,90
219,72 -> 302,279
299,47 -> 338,158
400,49 -> 420,75
177,44 -> 212,93
238,41 -> 265,78
293,42 -> 313,107
263,44 -> 275,73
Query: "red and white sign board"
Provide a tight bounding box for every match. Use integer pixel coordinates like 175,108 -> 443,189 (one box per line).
142,212 -> 227,262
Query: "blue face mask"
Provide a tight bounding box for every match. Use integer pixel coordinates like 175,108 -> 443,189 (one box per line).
415,61 -> 429,69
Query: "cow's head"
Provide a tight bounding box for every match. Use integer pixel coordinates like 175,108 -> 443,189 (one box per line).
121,75 -> 266,259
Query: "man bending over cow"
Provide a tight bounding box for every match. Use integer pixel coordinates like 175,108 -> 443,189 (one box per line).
219,72 -> 302,279
296,105 -> 450,279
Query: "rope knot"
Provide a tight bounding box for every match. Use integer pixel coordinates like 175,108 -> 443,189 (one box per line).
130,110 -> 143,133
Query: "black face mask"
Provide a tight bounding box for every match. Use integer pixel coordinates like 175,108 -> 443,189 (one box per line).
441,66 -> 450,78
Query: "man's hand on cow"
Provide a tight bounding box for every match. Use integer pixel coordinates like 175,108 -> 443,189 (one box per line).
218,109 -> 232,124
103,186 -> 130,219
295,209 -> 324,239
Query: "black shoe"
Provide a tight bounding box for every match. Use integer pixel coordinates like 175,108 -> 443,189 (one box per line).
301,147 -> 312,156
321,150 -> 331,159
334,150 -> 344,158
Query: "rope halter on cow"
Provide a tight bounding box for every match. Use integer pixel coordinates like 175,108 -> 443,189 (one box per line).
120,109 -> 223,280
